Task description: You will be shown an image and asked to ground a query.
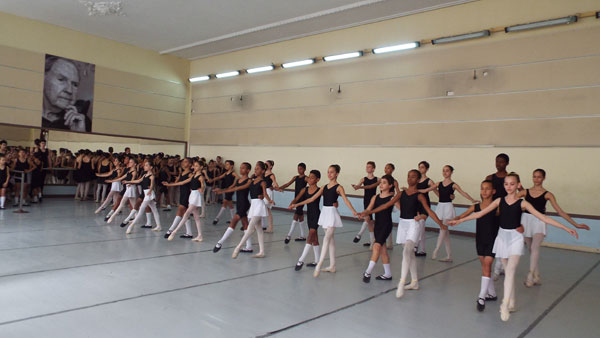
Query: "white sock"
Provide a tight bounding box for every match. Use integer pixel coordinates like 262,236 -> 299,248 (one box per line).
383,264 -> 392,277
479,276 -> 490,299
145,212 -> 152,226
299,244 -> 312,263
366,260 -> 376,274
215,207 -> 226,220
244,230 -> 253,249
357,221 -> 368,236
219,227 -> 234,245
287,221 -> 297,237
185,220 -> 192,235
299,221 -> 305,237
229,208 -> 235,220
0,196 -> 5,207
169,216 -> 182,232
487,277 -> 497,297
369,231 -> 375,244
125,209 -> 136,222
106,209 -> 115,217
313,245 -> 320,262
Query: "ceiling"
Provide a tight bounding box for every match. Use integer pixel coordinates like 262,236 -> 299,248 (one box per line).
0,0 -> 476,60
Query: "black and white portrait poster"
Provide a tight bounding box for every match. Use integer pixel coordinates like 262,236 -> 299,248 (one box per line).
42,54 -> 95,132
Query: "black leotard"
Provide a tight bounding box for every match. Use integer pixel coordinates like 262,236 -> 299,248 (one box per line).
491,174 -> 507,199
190,174 -> 202,190
475,203 -> 499,257
417,178 -> 431,216
223,172 -> 235,201
305,186 -> 321,230
294,175 -> 307,215
399,191 -> 420,219
498,197 -> 523,230
235,178 -> 250,217
178,172 -> 191,207
524,190 -> 548,214
322,184 -> 339,207
141,174 -> 151,190
363,177 -> 378,208
249,179 -> 264,199
438,182 -> 455,203
265,174 -> 274,189
374,194 -> 394,244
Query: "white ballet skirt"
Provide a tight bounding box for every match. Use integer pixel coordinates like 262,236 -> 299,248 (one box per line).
318,206 -> 343,228
123,185 -> 137,198
248,198 -> 268,218
142,189 -> 155,202
492,228 -> 524,258
396,218 -> 421,244
521,213 -> 547,237
110,181 -> 122,192
435,202 -> 455,224
263,188 -> 274,209
188,190 -> 202,207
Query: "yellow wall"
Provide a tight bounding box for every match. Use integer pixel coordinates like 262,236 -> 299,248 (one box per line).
189,0 -> 600,215
0,11 -> 190,141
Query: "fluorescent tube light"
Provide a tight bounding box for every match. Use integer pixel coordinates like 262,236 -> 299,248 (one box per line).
281,59 -> 315,68
247,65 -> 274,74
189,75 -> 209,82
505,16 -> 577,33
372,42 -> 420,54
432,30 -> 490,44
215,71 -> 240,79
323,51 -> 362,62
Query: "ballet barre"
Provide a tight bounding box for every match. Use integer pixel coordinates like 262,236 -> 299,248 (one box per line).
9,169 -> 28,214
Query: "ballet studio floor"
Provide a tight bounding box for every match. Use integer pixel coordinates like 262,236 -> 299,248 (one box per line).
0,198 -> 597,338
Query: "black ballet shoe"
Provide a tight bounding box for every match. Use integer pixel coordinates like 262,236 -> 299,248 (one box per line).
284,236 -> 291,244
213,243 -> 222,253
477,298 -> 486,312
353,235 -> 361,243
163,232 -> 171,239
104,216 -> 110,222
140,225 -> 152,229
180,234 -> 193,239
415,251 -> 427,257
375,275 -> 393,281
295,237 -> 306,242
120,222 -> 128,228
363,273 -> 371,283
485,295 -> 498,301
240,248 -> 253,253
295,262 -> 304,271
212,219 -> 218,225
363,242 -> 371,247
306,262 -> 317,268
262,227 -> 267,230
226,221 -> 231,224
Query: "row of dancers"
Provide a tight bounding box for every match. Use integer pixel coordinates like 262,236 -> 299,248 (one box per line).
90,152 -> 589,322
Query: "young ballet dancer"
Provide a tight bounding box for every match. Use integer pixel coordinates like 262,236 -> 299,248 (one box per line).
288,169 -> 322,270
124,161 -> 163,234
278,162 -> 308,244
361,175 -> 396,282
107,158 -> 138,224
361,169 -> 444,299
213,162 -> 254,253
517,169 -> 589,287
11,148 -> 35,206
162,158 -> 194,239
415,161 -> 436,256
454,180 -> 499,311
352,161 -> 379,248
429,165 -> 478,262
211,160 -> 238,225
291,164 -> 358,277
450,172 -> 578,321
167,160 -> 206,241
94,159 -> 124,214
263,160 -> 279,233
164,157 -> 179,211
156,158 -> 171,209
95,153 -> 112,203
0,154 -> 9,209
231,161 -> 274,259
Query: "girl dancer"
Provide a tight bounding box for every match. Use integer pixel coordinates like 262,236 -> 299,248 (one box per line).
156,158 -> 171,209
288,169 -> 322,270
124,161 -> 163,234
263,160 -> 279,233
95,153 -> 112,203
361,170 -> 444,299
204,160 -> 217,205
211,160 -> 238,225
165,157 -> 178,211
454,180 -> 499,311
291,164 -> 358,277
415,161 -> 436,256
11,148 -> 35,206
361,175 -> 396,282
76,150 -> 94,201
167,160 -> 205,241
107,158 -> 138,224
94,159 -> 124,214
450,172 -> 578,321
278,163 -> 308,244
231,161 -> 274,259
352,161 -> 379,248
162,158 -> 194,239
0,154 -> 9,209
430,165 -> 478,262
517,169 -> 589,287
213,162 -> 254,253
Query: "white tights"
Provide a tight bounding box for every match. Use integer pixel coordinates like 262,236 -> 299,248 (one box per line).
525,234 -> 544,276
108,196 -> 136,223
400,240 -> 418,284
170,205 -> 203,239
126,198 -> 161,233
235,217 -> 265,255
316,227 -> 336,270
501,255 -> 520,307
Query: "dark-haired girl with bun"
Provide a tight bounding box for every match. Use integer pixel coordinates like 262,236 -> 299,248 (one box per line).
517,169 -> 589,287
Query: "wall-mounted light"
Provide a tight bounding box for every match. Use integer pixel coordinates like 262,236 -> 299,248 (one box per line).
247,65 -> 275,74
505,16 -> 577,33
215,71 -> 240,79
282,59 -> 315,68
189,75 -> 210,82
372,42 -> 420,54
432,30 -> 490,44
323,51 -> 363,62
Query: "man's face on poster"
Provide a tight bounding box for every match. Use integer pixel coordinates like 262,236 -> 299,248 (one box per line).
44,59 -> 79,112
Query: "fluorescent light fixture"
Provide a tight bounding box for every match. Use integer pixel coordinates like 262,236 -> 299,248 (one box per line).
215,71 -> 240,79
432,30 -> 490,45
189,75 -> 209,82
505,16 -> 577,33
246,65 -> 274,74
372,42 -> 420,54
323,51 -> 363,62
281,59 -> 315,69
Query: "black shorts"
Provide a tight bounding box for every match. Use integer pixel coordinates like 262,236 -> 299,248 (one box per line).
476,223 -> 499,257
236,201 -> 249,218
294,205 -> 304,216
307,211 -> 320,230
363,199 -> 373,221
374,221 -> 393,245
224,192 -> 234,201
